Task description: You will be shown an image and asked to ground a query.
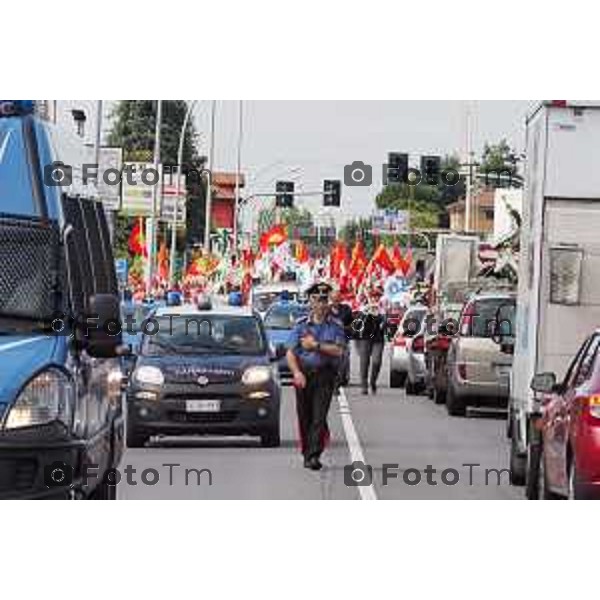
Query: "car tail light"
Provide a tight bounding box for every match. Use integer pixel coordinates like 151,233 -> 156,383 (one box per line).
394,336 -> 406,347
587,395 -> 600,419
413,336 -> 424,353
457,363 -> 467,380
460,305 -> 475,336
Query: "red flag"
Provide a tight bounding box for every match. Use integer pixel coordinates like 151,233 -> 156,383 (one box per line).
370,243 -> 395,274
295,240 -> 309,264
392,243 -> 404,272
128,217 -> 147,257
400,247 -> 413,276
330,241 -> 347,279
349,241 -> 367,278
157,241 -> 169,281
260,224 -> 287,252
241,247 -> 255,269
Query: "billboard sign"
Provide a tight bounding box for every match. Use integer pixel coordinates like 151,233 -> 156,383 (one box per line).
121,162 -> 160,216
372,208 -> 410,234
97,147 -> 123,210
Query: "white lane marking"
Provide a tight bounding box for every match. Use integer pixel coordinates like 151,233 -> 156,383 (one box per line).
337,387 -> 377,500
0,336 -> 47,353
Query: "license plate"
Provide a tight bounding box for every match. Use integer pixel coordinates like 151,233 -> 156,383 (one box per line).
185,400 -> 221,413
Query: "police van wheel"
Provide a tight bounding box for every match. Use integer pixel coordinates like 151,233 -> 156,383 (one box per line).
261,428 -> 281,448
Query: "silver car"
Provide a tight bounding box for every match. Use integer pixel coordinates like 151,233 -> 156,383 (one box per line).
390,306 -> 428,389
446,293 -> 516,416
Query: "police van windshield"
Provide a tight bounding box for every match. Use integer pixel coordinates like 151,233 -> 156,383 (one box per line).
142,315 -> 267,356
0,117 -> 38,216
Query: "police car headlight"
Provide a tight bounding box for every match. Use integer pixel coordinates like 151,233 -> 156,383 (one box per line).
133,366 -> 164,387
242,366 -> 271,386
4,369 -> 74,430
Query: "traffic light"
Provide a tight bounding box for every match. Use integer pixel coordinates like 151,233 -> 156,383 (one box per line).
275,181 -> 294,208
387,153 -> 409,184
420,155 -> 441,185
323,179 -> 341,207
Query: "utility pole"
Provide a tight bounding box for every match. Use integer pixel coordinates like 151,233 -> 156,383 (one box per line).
170,100 -> 197,286
233,100 -> 243,255
464,101 -> 477,233
147,100 -> 162,294
204,100 -> 217,251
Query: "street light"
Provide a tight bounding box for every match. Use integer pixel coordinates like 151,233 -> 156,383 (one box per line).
169,99 -> 198,287
147,100 -> 162,295
204,100 -> 217,250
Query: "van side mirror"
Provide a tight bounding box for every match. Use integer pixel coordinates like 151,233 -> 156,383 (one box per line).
85,294 -> 123,358
530,372 -> 557,394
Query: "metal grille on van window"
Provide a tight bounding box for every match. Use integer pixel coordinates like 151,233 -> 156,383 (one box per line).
550,246 -> 583,306
81,200 -> 110,294
0,216 -> 61,320
94,201 -> 118,295
61,196 -> 93,301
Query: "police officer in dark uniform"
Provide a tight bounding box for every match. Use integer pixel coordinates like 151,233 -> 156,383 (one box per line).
286,282 -> 346,471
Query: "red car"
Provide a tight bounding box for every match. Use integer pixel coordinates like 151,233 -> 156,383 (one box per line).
531,332 -> 600,499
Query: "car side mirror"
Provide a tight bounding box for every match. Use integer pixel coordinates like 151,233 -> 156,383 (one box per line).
530,372 -> 557,394
85,294 -> 123,358
491,303 -> 516,345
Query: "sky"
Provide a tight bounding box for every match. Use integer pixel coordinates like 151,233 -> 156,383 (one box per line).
194,100 -> 532,227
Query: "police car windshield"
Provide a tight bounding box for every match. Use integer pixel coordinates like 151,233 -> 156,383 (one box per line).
0,118 -> 37,216
142,314 -> 266,356
264,304 -> 308,330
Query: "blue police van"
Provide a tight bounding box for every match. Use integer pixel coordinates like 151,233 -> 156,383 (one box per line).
0,101 -> 125,499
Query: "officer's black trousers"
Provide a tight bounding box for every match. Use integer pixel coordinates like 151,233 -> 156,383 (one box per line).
295,368 -> 337,459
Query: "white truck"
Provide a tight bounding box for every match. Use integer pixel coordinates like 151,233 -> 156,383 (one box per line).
508,101 -> 600,492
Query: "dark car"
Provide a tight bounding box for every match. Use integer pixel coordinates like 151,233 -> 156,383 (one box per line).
126,304 -> 281,448
263,301 -> 309,383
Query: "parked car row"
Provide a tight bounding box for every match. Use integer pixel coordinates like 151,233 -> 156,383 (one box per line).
389,293 -> 516,415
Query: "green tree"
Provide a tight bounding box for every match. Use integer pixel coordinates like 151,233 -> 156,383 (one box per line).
375,182 -> 440,230
257,206 -> 313,236
107,100 -> 205,258
480,139 -> 522,187
339,217 -> 376,255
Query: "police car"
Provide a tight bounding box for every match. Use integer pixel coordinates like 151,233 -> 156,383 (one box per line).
126,303 -> 281,447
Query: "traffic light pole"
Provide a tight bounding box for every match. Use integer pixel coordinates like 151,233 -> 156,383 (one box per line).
235,190 -> 337,253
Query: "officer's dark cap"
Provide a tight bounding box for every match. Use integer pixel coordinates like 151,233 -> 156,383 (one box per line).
306,282 -> 333,296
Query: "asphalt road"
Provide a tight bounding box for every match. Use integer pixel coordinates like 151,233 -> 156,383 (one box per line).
119,348 -> 522,500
